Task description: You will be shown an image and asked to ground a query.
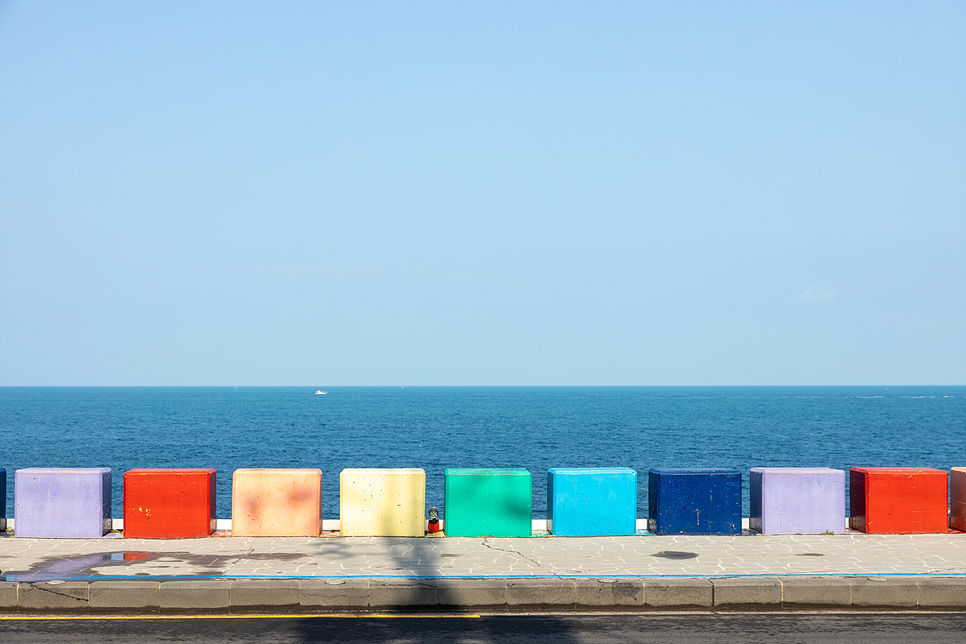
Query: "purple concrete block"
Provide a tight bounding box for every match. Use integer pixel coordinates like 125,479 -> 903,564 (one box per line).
15,468 -> 112,538
750,467 -> 846,534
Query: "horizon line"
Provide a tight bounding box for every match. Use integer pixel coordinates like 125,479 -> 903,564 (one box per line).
2,384 -> 964,389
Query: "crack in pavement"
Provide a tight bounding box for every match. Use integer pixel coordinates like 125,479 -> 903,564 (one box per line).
481,539 -> 547,572
31,584 -> 85,602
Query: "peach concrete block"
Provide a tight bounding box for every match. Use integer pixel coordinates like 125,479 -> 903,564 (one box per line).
231,468 -> 322,536
339,468 -> 425,537
952,468 -> 966,532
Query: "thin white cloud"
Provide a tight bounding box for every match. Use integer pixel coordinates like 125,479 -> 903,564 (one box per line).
798,286 -> 838,303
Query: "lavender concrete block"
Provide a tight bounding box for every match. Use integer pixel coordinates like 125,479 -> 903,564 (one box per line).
15,468 -> 112,538
0,468 -> 6,532
750,467 -> 846,534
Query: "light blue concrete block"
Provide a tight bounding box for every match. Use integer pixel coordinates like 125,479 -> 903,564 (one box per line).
547,468 -> 637,537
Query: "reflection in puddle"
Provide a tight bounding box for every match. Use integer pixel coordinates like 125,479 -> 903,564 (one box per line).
3,551 -> 307,581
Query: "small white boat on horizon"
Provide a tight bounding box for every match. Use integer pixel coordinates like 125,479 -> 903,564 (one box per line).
315,390 -> 327,395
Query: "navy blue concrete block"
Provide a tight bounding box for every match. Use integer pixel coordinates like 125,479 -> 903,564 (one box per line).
648,468 -> 741,535
547,468 -> 637,537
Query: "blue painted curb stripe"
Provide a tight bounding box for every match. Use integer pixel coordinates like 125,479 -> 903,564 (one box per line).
6,572 -> 966,581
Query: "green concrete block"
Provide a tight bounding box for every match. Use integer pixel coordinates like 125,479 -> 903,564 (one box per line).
444,468 -> 532,537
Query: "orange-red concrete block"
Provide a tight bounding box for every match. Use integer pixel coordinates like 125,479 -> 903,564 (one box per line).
231,468 -> 322,536
123,468 -> 216,538
849,467 -> 948,534
951,468 -> 966,532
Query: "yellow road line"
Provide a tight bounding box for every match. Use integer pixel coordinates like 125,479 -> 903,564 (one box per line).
0,614 -> 481,621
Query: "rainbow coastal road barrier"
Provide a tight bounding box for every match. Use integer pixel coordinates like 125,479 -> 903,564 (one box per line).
4,465 -> 966,538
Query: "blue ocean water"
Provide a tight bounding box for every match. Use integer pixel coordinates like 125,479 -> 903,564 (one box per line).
1,386 -> 964,520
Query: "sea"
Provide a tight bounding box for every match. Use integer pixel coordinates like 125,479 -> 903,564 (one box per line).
1,386 -> 964,520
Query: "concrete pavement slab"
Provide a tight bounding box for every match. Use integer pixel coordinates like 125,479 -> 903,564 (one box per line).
299,579 -> 369,609
575,578 -> 644,607
369,578 -> 437,608
780,577 -> 851,609
507,578 -> 576,607
712,577 -> 782,610
160,580 -> 231,611
849,576 -> 919,608
0,581 -> 17,609
19,581 -> 88,611
89,580 -> 160,610
437,578 -> 507,607
229,580 -> 300,610
643,578 -> 713,609
916,577 -> 966,609
4,533 -> 966,579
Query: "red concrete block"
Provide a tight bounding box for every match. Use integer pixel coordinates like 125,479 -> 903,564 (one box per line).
849,467 -> 948,534
123,469 -> 216,538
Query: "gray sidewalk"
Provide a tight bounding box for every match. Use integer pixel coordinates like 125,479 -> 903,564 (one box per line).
1,533 -> 965,612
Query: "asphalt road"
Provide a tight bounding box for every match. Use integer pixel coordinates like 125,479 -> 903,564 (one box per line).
1,612 -> 965,643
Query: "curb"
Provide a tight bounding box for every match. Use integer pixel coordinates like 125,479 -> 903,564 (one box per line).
0,577 -> 964,614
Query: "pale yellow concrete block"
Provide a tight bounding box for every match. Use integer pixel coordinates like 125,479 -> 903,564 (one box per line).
340,468 -> 426,537
231,469 -> 322,536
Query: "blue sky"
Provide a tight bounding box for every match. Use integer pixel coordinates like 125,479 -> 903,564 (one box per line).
1,1 -> 963,386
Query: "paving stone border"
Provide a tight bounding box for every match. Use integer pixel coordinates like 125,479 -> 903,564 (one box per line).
0,577 -> 964,614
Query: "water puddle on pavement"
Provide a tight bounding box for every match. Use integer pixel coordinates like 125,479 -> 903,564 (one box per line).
2,551 -> 307,581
